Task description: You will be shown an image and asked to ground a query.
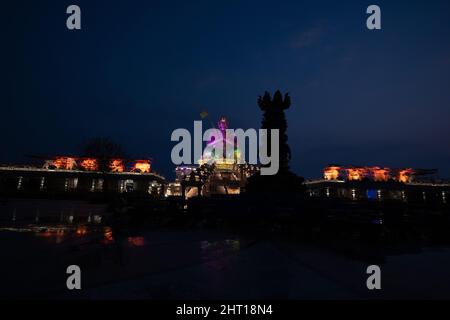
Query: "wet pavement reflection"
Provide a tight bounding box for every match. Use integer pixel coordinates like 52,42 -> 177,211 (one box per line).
1,199 -> 450,299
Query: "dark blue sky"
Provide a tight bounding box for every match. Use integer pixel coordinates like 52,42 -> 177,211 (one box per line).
2,0 -> 450,179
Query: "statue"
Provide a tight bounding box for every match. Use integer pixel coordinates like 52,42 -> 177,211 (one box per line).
247,90 -> 304,194
258,90 -> 292,173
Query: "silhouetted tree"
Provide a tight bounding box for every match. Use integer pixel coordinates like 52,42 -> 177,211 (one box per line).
81,137 -> 126,171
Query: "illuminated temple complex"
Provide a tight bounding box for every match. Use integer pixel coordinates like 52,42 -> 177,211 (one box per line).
165,117 -> 259,198
305,165 -> 449,204
0,156 -> 165,196
0,126 -> 449,205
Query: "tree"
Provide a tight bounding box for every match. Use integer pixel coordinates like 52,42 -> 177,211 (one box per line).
80,137 -> 126,172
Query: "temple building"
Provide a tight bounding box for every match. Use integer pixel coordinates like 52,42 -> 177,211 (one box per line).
0,156 -> 166,197
305,165 -> 450,204
169,117 -> 259,199
2,148 -> 449,206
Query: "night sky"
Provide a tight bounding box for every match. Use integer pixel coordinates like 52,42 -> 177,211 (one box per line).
2,0 -> 450,179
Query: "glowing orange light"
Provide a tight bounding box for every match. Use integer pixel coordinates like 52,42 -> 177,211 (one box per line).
76,226 -> 88,236
127,236 -> 145,247
110,159 -> 124,172
54,157 -> 77,170
80,158 -> 98,171
371,167 -> 390,182
133,160 -> 151,173
324,166 -> 341,180
102,227 -> 114,244
347,168 -> 367,181
398,168 -> 414,183
35,228 -> 65,237
36,231 -> 53,238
